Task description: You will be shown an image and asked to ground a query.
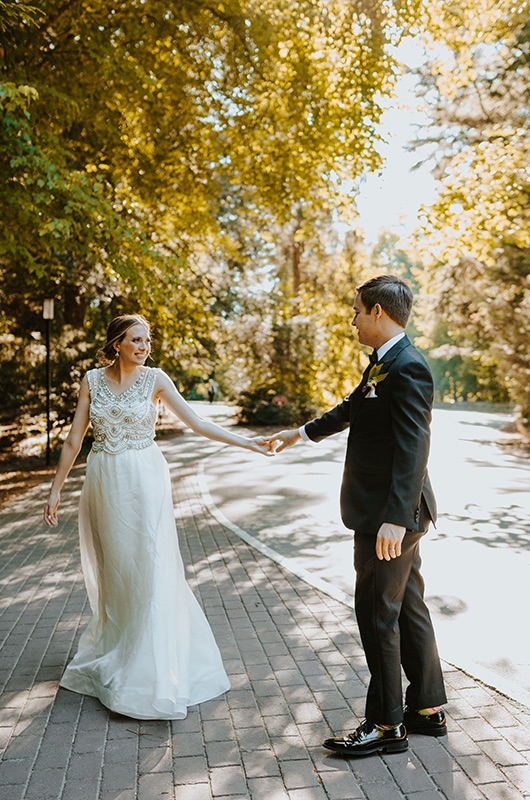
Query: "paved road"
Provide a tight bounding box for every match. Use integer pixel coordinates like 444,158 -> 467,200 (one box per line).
4,421 -> 530,800
193,403 -> 530,709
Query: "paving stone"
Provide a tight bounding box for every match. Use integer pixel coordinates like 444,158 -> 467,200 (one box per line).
170,784 -> 212,800
25,766 -> 65,799
477,704 -> 519,728
350,751 -> 399,784
205,740 -> 241,768
62,779 -> 100,800
138,745 -> 172,774
0,785 -> 25,800
319,769 -> 365,799
246,776 -> 289,799
99,760 -> 136,791
172,731 -> 204,757
226,690 -> 259,711
387,751 -> 436,793
210,764 -> 248,795
443,729 -> 483,757
0,734 -> 41,762
290,703 -> 323,725
360,783 -> 410,800
461,716 -> 505,742
0,757 -> 33,785
279,758 -> 319,788
103,736 -> 138,764
479,737 -> 527,767
414,739 -> 458,774
500,763 -> 530,794
2,438 -> 530,800
241,748 -> 280,779
496,726 -> 530,752
263,715 -> 298,738
230,708 -> 263,730
173,755 -> 209,784
478,782 -> 527,800
434,767 -> 488,800
288,789 -> 329,800
138,771 -> 174,799
66,751 -> 104,781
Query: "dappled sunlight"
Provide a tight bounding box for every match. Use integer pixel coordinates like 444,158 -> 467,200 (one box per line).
193,406 -> 530,708
426,595 -> 468,618
432,504 -> 530,551
1,426 -> 494,796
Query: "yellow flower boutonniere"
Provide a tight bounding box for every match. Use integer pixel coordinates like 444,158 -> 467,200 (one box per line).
363,363 -> 389,398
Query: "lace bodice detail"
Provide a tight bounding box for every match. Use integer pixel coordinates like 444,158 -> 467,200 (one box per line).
87,367 -> 159,454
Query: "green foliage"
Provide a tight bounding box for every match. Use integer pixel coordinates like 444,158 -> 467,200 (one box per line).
412,1 -> 530,427
1,0 -> 423,434
0,1 -> 43,32
237,384 -> 318,427
422,323 -> 510,404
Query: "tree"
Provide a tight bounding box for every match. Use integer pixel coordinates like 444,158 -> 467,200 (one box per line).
1,0 -> 422,432
411,1 -> 530,429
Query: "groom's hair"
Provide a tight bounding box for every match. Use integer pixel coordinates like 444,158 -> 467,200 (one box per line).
356,275 -> 413,328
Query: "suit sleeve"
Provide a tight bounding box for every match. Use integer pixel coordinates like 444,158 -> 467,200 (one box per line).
385,359 -> 433,528
304,394 -> 353,443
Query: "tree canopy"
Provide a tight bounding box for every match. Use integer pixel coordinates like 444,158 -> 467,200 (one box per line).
411,0 -> 530,427
1,0 -> 421,427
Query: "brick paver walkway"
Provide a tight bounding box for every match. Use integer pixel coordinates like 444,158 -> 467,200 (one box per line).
1,436 -> 530,800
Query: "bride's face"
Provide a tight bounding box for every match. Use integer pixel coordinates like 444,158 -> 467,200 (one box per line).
116,323 -> 151,365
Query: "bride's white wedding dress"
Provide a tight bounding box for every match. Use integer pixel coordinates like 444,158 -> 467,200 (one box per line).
60,366 -> 230,719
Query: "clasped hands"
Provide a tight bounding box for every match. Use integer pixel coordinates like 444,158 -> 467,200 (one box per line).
249,428 -> 300,457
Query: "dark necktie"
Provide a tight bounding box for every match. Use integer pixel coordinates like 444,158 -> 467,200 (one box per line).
369,349 -> 378,365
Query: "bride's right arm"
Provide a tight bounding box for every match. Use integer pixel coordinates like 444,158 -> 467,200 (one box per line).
154,370 -> 271,454
44,376 -> 91,527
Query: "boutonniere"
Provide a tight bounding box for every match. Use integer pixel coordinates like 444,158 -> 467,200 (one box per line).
363,363 -> 389,398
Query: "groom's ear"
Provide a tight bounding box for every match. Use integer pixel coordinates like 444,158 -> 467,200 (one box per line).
372,303 -> 383,319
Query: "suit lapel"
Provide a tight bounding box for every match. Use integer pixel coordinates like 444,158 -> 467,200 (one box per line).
349,335 -> 411,427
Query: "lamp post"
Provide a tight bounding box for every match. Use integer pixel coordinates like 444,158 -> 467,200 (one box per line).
43,299 -> 54,466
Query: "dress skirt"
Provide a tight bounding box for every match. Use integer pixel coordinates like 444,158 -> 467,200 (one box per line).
60,443 -> 230,719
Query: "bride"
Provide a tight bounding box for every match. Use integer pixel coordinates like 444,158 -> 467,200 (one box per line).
44,314 -> 271,720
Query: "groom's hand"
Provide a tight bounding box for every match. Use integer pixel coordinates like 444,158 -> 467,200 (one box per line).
376,522 -> 406,561
268,429 -> 301,453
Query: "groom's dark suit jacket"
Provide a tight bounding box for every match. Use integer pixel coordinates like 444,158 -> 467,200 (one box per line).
305,335 -> 436,535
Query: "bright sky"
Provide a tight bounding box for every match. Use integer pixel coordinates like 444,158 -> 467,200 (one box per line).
355,39 -> 437,244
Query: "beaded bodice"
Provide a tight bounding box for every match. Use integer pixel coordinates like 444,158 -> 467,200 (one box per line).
87,367 -> 159,454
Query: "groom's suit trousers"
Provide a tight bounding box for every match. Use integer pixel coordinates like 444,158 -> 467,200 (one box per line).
353,513 -> 447,726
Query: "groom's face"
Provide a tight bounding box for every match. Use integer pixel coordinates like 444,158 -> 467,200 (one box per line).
352,294 -> 379,347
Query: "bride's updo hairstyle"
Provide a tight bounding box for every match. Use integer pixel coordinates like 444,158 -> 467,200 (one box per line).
97,314 -> 151,365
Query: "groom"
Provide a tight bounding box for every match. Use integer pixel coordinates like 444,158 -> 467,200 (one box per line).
269,275 -> 447,756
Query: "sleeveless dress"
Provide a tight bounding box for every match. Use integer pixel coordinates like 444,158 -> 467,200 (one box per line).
59,366 -> 230,719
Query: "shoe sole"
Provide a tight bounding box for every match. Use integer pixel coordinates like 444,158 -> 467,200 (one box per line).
324,740 -> 409,756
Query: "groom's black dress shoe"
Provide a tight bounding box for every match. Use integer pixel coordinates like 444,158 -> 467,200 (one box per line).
403,706 -> 447,737
323,720 -> 408,756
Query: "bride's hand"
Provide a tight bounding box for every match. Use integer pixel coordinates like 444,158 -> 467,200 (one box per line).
248,437 -> 276,457
44,491 -> 60,527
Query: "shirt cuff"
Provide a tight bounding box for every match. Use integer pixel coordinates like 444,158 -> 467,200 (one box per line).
298,425 -> 311,442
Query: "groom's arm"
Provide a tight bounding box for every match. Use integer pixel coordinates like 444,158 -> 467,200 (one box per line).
303,394 -> 352,442
385,357 -> 433,528
269,394 -> 352,452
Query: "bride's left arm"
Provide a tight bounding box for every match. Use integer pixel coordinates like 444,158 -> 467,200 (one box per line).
154,370 -> 272,456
